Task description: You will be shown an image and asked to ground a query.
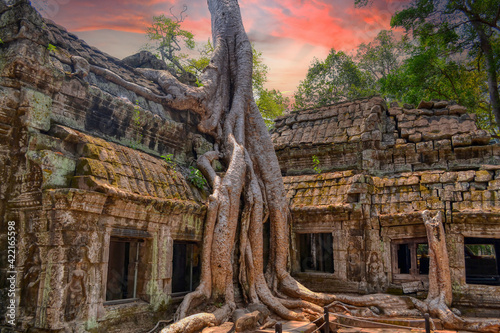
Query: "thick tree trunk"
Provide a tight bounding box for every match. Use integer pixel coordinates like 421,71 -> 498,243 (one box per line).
470,20 -> 500,133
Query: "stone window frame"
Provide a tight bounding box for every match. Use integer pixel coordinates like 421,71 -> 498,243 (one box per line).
104,237 -> 143,304
450,227 -> 500,292
103,228 -> 152,306
171,240 -> 201,297
297,232 -> 334,274
391,237 -> 429,282
292,230 -> 345,279
463,237 -> 500,287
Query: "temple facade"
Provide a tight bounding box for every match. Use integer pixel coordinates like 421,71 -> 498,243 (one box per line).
272,96 -> 500,317
1,1 -> 499,332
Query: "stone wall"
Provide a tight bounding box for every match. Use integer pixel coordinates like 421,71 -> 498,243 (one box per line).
274,97 -> 500,316
0,1 -> 211,331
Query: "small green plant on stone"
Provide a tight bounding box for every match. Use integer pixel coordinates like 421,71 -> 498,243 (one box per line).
161,154 -> 178,179
187,166 -> 207,189
131,100 -> 143,148
312,155 -> 322,174
161,154 -> 175,167
0,38 -> 3,44
47,43 -> 57,52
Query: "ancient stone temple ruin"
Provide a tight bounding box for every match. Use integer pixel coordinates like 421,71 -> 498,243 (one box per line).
0,1 -> 499,332
1,1 -> 211,331
272,97 -> 500,317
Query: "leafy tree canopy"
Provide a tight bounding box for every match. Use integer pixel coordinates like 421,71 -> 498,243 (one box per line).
294,49 -> 375,110
145,7 -> 195,80
390,0 -> 500,132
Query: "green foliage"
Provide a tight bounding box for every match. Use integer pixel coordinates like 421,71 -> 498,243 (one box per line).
131,100 -> 143,148
145,11 -> 195,77
312,155 -> 322,174
294,49 -> 376,110
161,154 -> 175,167
0,38 -> 3,44
389,0 -> 500,133
189,40 -> 289,125
185,39 -> 214,77
256,88 -> 290,128
356,30 -> 405,81
47,43 -> 57,52
187,166 -> 207,189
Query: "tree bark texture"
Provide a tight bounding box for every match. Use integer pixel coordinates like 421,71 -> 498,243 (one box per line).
470,19 -> 500,132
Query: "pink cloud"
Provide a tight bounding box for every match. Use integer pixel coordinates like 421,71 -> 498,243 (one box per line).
31,0 -> 409,96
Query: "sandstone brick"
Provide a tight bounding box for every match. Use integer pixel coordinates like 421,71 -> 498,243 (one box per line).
440,172 -> 458,183
470,130 -> 491,145
452,133 -> 472,147
475,170 -> 493,182
434,139 -> 451,149
449,104 -> 467,115
457,170 -> 475,182
433,101 -> 448,108
416,141 -> 433,152
421,173 -> 441,184
418,100 -> 434,109
408,132 -> 422,143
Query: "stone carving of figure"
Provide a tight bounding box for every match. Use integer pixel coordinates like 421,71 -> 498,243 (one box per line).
21,247 -> 41,317
64,261 -> 86,321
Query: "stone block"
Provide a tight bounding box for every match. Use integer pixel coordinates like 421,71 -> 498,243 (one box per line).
488,179 -> 500,190
457,170 -> 475,182
440,172 -> 458,183
21,87 -> 53,131
414,117 -> 429,127
408,132 -> 422,143
421,173 -> 441,184
421,151 -> 439,164
434,108 -> 449,116
449,104 -> 467,115
389,107 -> 402,116
475,170 -> 493,182
470,130 -> 491,145
418,100 -> 434,109
416,141 -> 433,152
452,133 -> 472,147
433,101 -> 448,108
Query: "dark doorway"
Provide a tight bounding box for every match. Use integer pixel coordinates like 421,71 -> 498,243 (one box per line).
106,238 -> 140,301
465,238 -> 500,286
299,233 -> 334,273
172,242 -> 201,293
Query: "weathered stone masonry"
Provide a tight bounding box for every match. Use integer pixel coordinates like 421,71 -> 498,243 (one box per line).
272,97 -> 500,317
1,0 -> 500,331
0,1 -> 212,332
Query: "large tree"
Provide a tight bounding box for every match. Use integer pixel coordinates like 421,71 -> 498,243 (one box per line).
390,0 -> 500,132
101,0 -> 500,331
188,40 -> 289,127
294,49 -> 375,110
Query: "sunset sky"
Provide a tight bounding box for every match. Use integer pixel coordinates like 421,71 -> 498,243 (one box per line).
31,0 -> 410,96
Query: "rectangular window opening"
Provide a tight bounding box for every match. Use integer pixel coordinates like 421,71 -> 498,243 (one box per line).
106,238 -> 141,302
465,238 -> 500,286
172,242 -> 201,294
299,233 -> 334,273
392,238 -> 428,280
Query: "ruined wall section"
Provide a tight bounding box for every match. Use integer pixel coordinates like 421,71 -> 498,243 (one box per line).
0,1 -> 211,331
274,98 -> 500,313
272,97 -> 388,174
272,97 -> 499,175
